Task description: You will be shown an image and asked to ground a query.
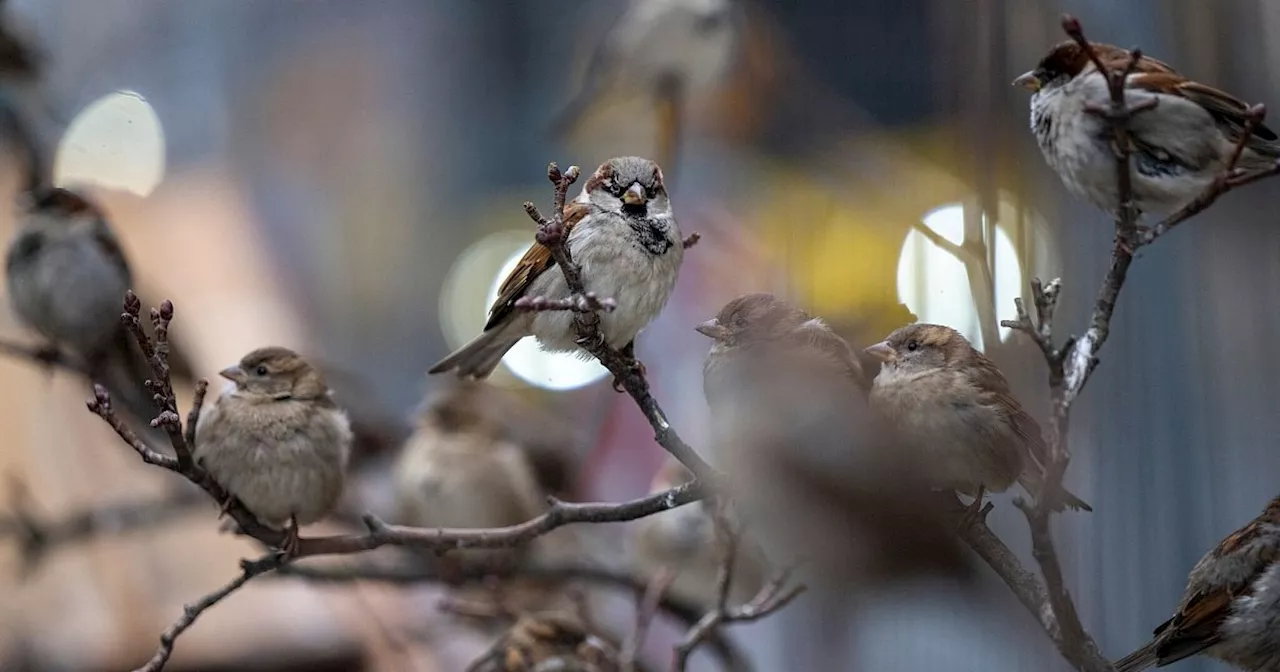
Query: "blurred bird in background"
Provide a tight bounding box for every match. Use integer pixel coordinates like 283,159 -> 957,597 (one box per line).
550,0 -> 739,173
865,323 -> 1092,513
630,455 -> 768,609
393,381 -> 584,620
0,96 -> 193,442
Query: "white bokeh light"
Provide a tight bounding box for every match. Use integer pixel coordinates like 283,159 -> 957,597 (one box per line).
54,90 -> 166,197
896,203 -> 1023,351
484,250 -> 609,390
438,230 -> 609,391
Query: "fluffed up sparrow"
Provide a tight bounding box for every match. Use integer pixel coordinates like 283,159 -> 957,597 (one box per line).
699,294 -> 969,586
550,0 -> 738,137
865,323 -> 1091,512
476,609 -> 620,672
392,381 -> 549,571
195,346 -> 351,556
430,156 -> 683,379
630,456 -> 767,609
1114,494 -> 1280,672
1015,41 -> 1279,217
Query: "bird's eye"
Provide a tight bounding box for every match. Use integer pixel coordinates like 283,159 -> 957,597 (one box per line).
605,180 -> 623,196
906,340 -> 919,352
255,365 -> 269,376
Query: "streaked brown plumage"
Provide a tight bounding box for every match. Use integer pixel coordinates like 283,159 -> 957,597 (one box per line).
1016,41 -> 1280,216
1115,495 -> 1280,672
865,323 -> 1090,512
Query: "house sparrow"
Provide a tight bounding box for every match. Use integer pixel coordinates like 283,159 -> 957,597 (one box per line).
392,381 -> 549,571
630,456 -> 767,609
474,610 -> 620,672
549,0 -> 739,138
429,156 -> 683,379
1114,495 -> 1280,672
698,294 -> 969,588
1014,41 -> 1280,217
864,323 -> 1091,512
194,346 -> 351,556
4,186 -> 168,431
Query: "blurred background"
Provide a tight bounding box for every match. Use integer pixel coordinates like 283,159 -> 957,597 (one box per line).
0,0 -> 1277,670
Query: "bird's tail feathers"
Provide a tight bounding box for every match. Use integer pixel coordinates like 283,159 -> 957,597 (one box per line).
1113,640 -> 1159,672
427,323 -> 522,380
1018,473 -> 1093,512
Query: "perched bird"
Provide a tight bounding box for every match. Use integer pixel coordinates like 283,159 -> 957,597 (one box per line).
392,381 -> 549,571
1114,495 -> 1280,672
430,156 -> 683,380
472,610 -> 620,672
194,346 -> 351,556
864,323 -> 1091,512
1014,41 -> 1280,217
4,186 -> 167,429
550,0 -> 739,139
630,456 -> 767,609
698,295 -> 968,586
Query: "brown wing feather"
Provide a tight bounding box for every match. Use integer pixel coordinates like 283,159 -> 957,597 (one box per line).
1130,72 -> 1279,142
966,350 -> 1051,470
1152,519 -> 1274,664
1151,589 -> 1230,664
484,201 -> 590,331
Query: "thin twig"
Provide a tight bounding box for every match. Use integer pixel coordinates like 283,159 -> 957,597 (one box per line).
276,559 -> 751,671
0,484 -> 207,572
132,553 -> 284,672
1141,105 -> 1277,244
513,293 -> 617,314
673,561 -> 806,671
620,568 -> 676,672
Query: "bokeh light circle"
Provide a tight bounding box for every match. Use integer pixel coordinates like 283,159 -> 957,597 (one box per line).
438,230 -> 608,390
895,203 -> 1023,352
54,90 -> 166,197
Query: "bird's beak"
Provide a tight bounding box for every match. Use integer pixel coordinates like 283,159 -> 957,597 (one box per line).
695,319 -> 728,340
863,341 -> 897,363
1012,71 -> 1041,92
622,182 -> 647,207
219,365 -> 246,385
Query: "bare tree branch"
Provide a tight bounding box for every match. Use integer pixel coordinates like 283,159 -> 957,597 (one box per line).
133,553 -> 284,672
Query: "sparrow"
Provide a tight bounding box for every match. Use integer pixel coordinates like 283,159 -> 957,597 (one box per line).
429,156 -> 683,380
1014,41 -> 1280,217
1114,495 -> 1280,672
630,456 -> 767,609
194,346 -> 351,556
549,0 -> 739,139
4,186 -> 169,432
864,323 -> 1091,512
698,294 -> 969,588
474,610 -> 620,672
392,381 -> 549,571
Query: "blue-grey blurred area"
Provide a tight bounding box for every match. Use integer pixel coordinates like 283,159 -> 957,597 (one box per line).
0,0 -> 1278,670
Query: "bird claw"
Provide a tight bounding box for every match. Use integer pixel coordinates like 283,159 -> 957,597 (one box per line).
956,487 -> 990,532
274,515 -> 302,561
